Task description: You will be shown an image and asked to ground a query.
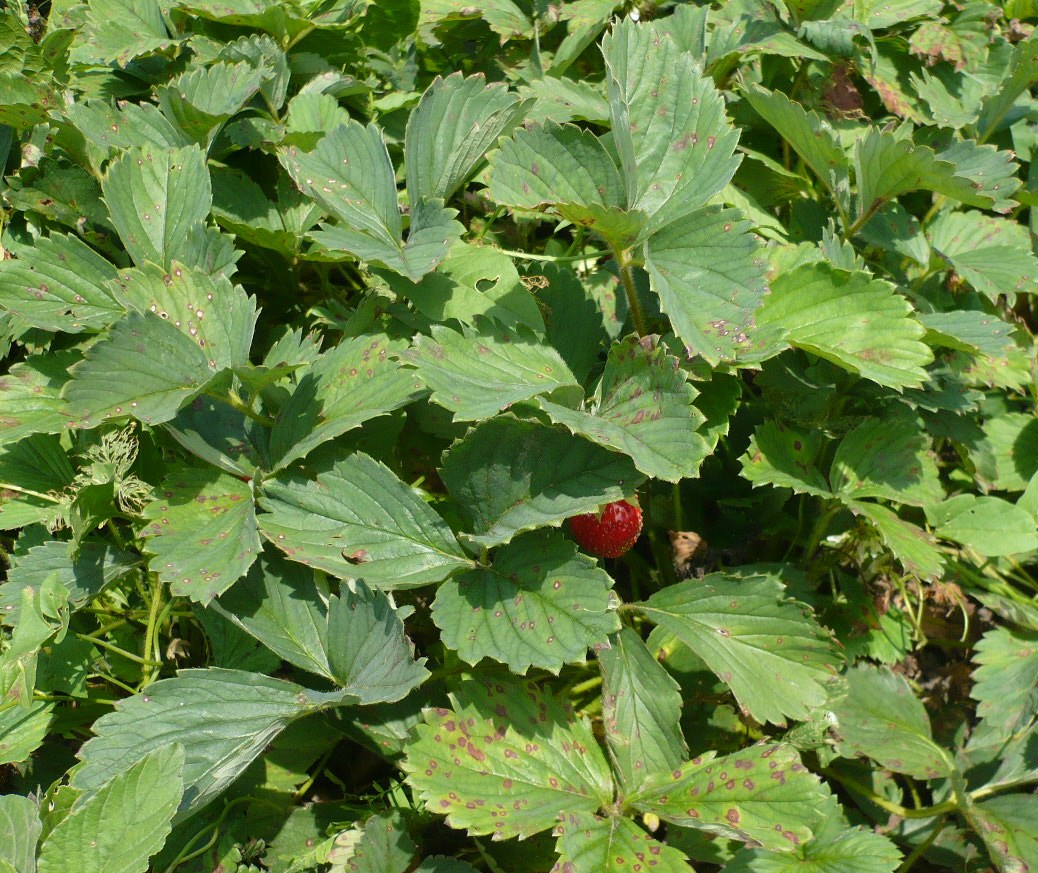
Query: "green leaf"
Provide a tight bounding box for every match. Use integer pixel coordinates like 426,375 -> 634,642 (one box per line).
406,72 -> 529,205
260,451 -> 470,587
847,501 -> 945,580
268,334 -> 423,471
928,211 -> 1038,303
141,467 -> 260,602
0,700 -> 53,765
854,0 -> 941,28
553,811 -> 694,873
919,310 -> 1016,359
976,33 -> 1038,141
630,744 -> 830,851
829,412 -> 942,506
441,417 -> 644,548
739,422 -> 831,497
101,145 -> 212,269
742,85 -> 848,202
164,394 -> 264,478
0,233 -> 121,333
66,99 -> 193,162
831,664 -> 948,779
602,18 -> 741,232
325,812 -> 416,873
970,795 -> 1038,873
925,494 -> 1038,557
644,206 -> 768,365
326,583 -> 430,703
37,745 -> 184,873
70,0 -> 178,67
967,412 -> 1038,493
71,668 -> 328,820
1,540 -> 137,626
431,530 -> 619,674
937,139 -> 1021,214
637,572 -> 840,726
599,627 -> 687,791
539,334 -> 708,482
723,813 -> 902,872
63,310 -> 215,428
207,553 -> 330,679
156,62 -> 265,146
282,121 -> 460,280
971,627 -> 1038,745
0,794 -> 41,873
383,241 -> 544,331
753,264 -> 932,389
404,320 -> 579,422
854,130 -> 1004,222
402,678 -> 614,840
211,167 -> 320,256
110,263 -> 257,370
487,121 -> 638,246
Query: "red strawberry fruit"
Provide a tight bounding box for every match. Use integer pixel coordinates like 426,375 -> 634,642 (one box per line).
570,499 -> 643,558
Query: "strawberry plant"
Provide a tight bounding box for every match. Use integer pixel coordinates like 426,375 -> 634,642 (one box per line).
1,0 -> 1038,870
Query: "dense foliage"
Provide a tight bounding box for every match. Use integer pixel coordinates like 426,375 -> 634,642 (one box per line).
1,0 -> 1038,870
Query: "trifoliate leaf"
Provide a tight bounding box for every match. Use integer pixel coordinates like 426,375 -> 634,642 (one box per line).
603,18 -> 741,233
971,627 -> 1038,745
268,334 -> 423,471
63,310 -> 215,428
404,321 -> 580,422
644,206 -> 768,365
539,334 -> 708,483
831,664 -> 949,779
630,744 -> 830,851
141,467 -> 260,602
553,811 -> 694,873
101,145 -> 212,269
441,417 -> 644,548
847,501 -> 945,580
431,530 -> 619,674
925,494 -> 1038,556
259,452 -> 472,589
0,233 -> 121,333
71,669 -> 330,820
599,627 -> 687,791
406,72 -> 529,205
402,678 -> 614,840
637,572 -> 841,726
211,167 -> 321,256
156,62 -> 265,146
753,263 -> 932,389
37,745 -> 183,873
723,818 -> 902,872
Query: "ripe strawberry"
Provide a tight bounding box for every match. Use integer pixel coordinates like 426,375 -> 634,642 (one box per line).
570,499 -> 643,558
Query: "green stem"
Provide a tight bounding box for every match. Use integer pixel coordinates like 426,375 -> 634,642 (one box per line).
611,244 -> 648,337
491,246 -> 609,263
222,390 -> 276,427
824,769 -> 957,819
79,634 -> 161,667
0,482 -> 61,503
139,576 -> 165,687
802,500 -> 838,564
844,198 -> 886,240
569,675 -> 603,696
896,816 -> 947,873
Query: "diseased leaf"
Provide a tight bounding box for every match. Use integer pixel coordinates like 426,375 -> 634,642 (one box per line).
630,744 -> 831,851
404,320 -> 580,421
637,572 -> 841,726
599,627 -> 687,791
441,417 -> 644,548
971,795 -> 1038,873
402,678 -> 614,840
831,664 -> 949,779
325,812 -> 416,873
539,334 -> 709,482
552,811 -> 694,873
0,353 -> 74,448
141,467 -> 260,602
259,452 -> 471,589
644,207 -> 768,365
848,501 -> 945,580
971,627 -> 1038,745
431,530 -> 619,674
740,422 -> 832,497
